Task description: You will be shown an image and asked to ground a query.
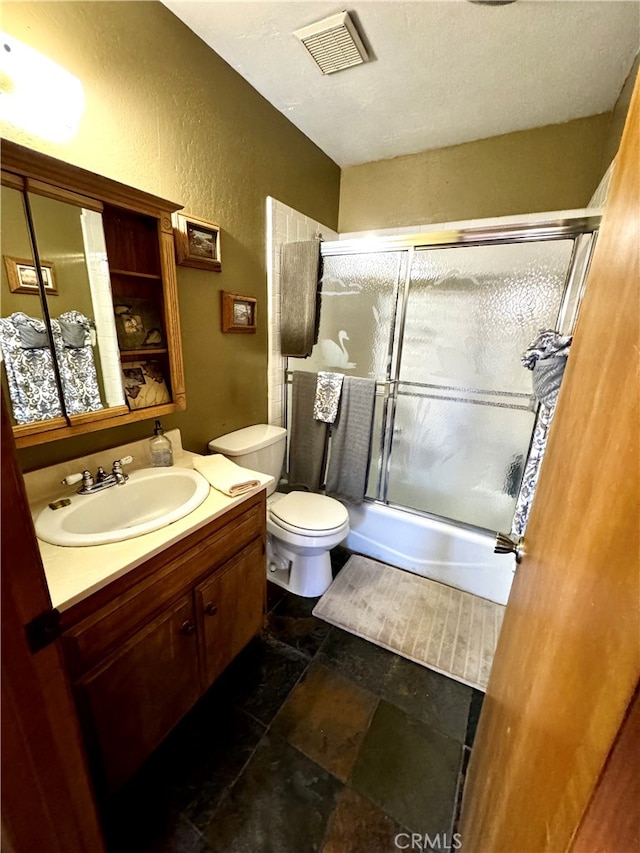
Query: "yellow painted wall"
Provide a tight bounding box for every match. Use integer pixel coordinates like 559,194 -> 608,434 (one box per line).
3,1 -> 340,471
339,114 -> 611,233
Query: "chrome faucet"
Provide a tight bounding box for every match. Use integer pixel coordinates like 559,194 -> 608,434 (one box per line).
62,455 -> 133,495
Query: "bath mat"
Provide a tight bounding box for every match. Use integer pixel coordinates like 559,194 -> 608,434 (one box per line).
313,555 -> 505,691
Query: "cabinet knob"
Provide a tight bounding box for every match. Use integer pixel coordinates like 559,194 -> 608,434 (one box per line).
180,619 -> 196,636
205,603 -> 218,617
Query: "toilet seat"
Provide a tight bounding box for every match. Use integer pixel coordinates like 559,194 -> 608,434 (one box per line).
269,491 -> 348,536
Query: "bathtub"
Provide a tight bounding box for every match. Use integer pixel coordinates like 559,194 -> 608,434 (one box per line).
344,501 -> 515,605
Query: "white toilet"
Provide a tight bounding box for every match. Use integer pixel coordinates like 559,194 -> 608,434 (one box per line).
208,424 -> 349,597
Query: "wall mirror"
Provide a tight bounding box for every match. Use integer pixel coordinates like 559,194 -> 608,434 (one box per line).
0,182 -> 67,430
0,141 -> 186,448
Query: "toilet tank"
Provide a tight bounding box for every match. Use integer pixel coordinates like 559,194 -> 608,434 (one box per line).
208,424 -> 286,496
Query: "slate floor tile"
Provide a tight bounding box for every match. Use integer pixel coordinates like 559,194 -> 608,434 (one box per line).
104,695 -> 263,849
271,662 -> 377,782
351,700 -> 463,842
330,545 -> 353,577
267,593 -> 332,657
178,706 -> 266,831
465,689 -> 485,747
105,771 -> 206,853
266,580 -> 288,612
143,817 -> 213,853
204,733 -> 342,853
321,786 -> 406,853
219,632 -> 309,726
451,746 -> 472,840
382,656 -> 472,742
316,627 -> 397,694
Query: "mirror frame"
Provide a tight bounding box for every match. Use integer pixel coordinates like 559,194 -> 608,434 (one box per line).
1,140 -> 186,449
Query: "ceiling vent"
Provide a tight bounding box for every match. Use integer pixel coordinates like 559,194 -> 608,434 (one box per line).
293,11 -> 369,75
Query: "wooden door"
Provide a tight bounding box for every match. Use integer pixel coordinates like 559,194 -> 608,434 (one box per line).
196,539 -> 265,688
76,594 -> 200,792
1,397 -> 105,851
459,77 -> 640,851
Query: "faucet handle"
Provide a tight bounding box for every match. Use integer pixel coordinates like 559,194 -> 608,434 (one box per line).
81,470 -> 94,489
112,455 -> 133,484
61,472 -> 83,486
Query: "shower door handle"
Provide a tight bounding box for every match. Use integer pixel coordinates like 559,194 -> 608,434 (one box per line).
494,532 -> 525,564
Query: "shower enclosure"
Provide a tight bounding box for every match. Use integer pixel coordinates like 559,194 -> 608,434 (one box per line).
288,216 -> 599,540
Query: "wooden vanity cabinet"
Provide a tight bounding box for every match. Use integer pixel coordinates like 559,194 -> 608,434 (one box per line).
75,594 -> 200,792
196,538 -> 265,687
60,493 -> 266,794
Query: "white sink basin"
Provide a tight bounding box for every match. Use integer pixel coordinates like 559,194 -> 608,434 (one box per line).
35,467 -> 210,547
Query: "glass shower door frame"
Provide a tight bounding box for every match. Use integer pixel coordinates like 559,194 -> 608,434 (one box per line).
321,216 -> 600,535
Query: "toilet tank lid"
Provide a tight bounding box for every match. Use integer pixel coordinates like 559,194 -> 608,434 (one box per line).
208,424 -> 286,456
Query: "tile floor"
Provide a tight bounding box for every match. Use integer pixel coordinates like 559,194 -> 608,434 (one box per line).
103,550 -> 484,853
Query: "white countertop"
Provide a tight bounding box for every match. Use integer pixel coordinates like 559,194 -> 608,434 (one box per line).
27,438 -> 271,612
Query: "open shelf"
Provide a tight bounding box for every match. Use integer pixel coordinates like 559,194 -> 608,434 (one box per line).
110,269 -> 162,280
120,348 -> 168,360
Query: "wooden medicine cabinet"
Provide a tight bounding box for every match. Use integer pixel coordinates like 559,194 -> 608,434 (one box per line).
0,140 -> 186,448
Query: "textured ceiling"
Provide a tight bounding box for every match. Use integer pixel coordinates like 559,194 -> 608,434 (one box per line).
162,1 -> 640,167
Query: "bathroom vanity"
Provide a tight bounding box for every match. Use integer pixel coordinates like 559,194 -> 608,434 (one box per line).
26,438 -> 269,794
61,493 -> 265,792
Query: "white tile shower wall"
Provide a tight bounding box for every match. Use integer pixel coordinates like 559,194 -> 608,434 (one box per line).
266,197 -> 337,426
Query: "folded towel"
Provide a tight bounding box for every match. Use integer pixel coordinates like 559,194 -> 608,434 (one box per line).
58,318 -> 91,348
192,454 -> 272,497
326,376 -> 376,504
314,371 -> 344,423
522,330 -> 572,407
13,314 -> 50,349
280,239 -> 321,357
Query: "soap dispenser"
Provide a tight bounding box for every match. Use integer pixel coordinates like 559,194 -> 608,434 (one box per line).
149,420 -> 173,467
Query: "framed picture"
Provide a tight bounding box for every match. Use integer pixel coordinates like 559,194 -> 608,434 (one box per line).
4,256 -> 57,295
114,298 -> 165,351
121,360 -> 171,410
174,213 -> 221,271
221,291 -> 257,333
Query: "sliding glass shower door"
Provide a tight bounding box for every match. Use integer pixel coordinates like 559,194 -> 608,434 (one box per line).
288,220 -> 597,533
388,240 -> 574,530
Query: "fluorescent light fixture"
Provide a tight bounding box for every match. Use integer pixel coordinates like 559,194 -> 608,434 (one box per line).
0,32 -> 84,143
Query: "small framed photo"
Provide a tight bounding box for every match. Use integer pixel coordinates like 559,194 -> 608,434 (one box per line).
4,256 -> 57,295
174,213 -> 221,271
221,291 -> 257,334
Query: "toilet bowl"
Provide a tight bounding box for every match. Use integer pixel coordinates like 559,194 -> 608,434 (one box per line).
208,424 -> 349,598
267,491 -> 349,596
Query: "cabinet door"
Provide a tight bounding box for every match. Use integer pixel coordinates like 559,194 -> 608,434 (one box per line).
76,595 -> 199,792
196,539 -> 265,689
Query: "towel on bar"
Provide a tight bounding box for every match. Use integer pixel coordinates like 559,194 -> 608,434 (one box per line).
52,311 -> 103,415
289,371 -> 328,491
280,239 -> 321,357
192,454 -> 273,497
314,371 -> 344,423
0,313 -> 63,424
326,376 -> 376,504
